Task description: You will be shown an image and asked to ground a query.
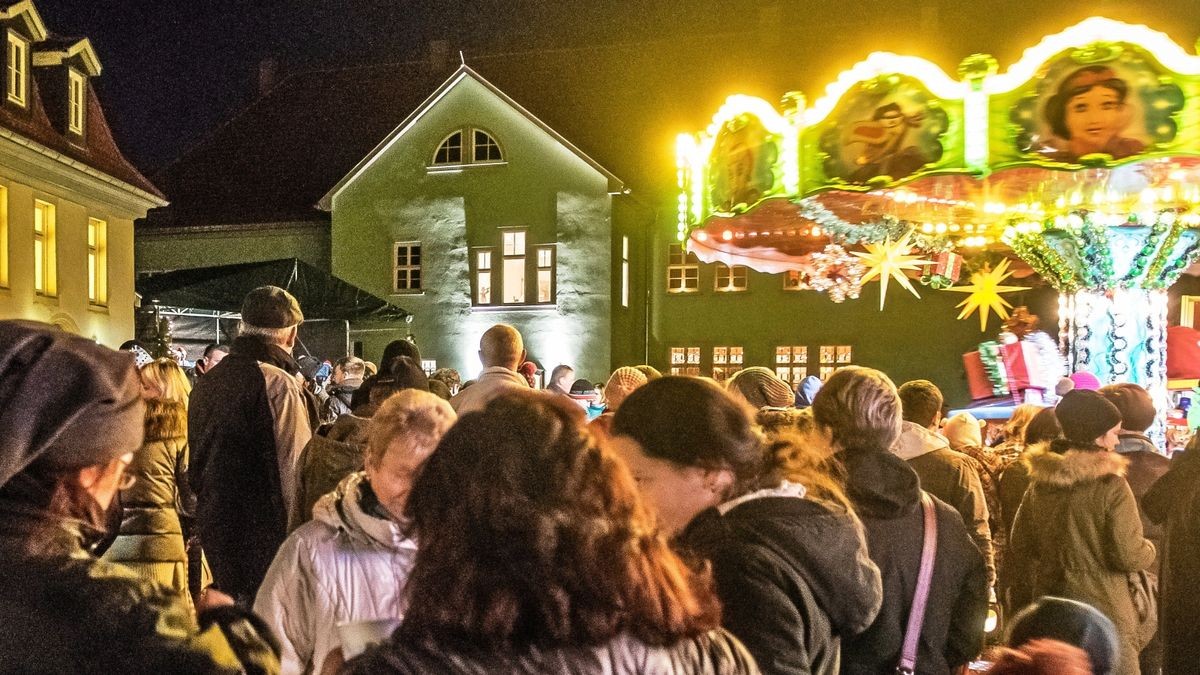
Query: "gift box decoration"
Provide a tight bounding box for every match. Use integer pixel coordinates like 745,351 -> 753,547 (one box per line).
964,342 -> 1009,400
921,251 -> 963,290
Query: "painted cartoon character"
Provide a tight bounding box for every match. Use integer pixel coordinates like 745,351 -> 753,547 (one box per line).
1042,65 -> 1146,162
712,122 -> 772,212
846,102 -> 929,182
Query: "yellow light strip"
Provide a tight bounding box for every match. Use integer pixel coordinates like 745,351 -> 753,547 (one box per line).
803,52 -> 965,127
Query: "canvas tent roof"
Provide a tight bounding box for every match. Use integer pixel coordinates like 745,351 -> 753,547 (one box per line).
136,257 -> 410,322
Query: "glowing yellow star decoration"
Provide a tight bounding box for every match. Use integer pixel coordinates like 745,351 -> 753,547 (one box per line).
853,232 -> 932,310
944,258 -> 1027,331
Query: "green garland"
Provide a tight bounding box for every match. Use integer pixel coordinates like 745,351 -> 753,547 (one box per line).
978,341 -> 1009,397
1008,233 -> 1082,292
797,201 -> 954,251
1078,218 -> 1115,287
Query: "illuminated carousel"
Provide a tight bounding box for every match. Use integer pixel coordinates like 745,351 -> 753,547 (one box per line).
676,17 -> 1200,435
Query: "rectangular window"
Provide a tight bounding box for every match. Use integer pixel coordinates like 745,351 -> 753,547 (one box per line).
502,230 -> 525,257
819,345 -> 852,379
775,346 -> 809,384
714,263 -> 748,292
667,243 -> 699,293
783,270 -> 806,290
393,242 -> 422,293
87,218 -> 106,306
502,230 -> 526,304
535,246 -> 554,304
33,200 -> 54,296
621,236 -> 630,308
68,69 -> 85,134
669,347 -> 701,377
475,249 -> 492,305
0,185 -> 7,288
6,31 -> 26,106
421,359 -> 437,376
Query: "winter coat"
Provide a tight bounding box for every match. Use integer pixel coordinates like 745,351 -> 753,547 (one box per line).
1143,445 -> 1200,674
343,629 -> 760,674
319,382 -> 360,426
0,497 -> 279,674
103,399 -> 192,599
1009,444 -> 1155,675
255,472 -> 416,675
450,366 -> 529,414
189,335 -> 314,602
836,449 -> 988,675
677,484 -> 882,674
1115,433 -> 1169,573
893,421 -> 995,586
294,413 -> 371,526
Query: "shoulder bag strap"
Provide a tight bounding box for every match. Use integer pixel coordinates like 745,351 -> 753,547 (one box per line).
897,490 -> 939,675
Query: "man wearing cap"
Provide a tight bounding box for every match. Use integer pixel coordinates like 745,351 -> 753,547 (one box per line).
189,285 -> 315,605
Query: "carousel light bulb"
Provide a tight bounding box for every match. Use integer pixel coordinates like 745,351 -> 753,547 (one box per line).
935,223 -> 948,234
922,223 -> 935,233
812,226 -> 822,237
1067,213 -> 1084,229
722,230 -> 733,241
697,231 -> 708,241
1141,187 -> 1158,204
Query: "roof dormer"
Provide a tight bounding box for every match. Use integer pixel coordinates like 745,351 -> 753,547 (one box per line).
0,2 -> 46,110
33,36 -> 99,140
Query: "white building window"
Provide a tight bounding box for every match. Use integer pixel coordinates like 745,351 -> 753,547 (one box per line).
536,246 -> 554,304
475,248 -> 492,305
33,200 -> 54,296
421,359 -> 437,376
432,131 -> 463,165
818,345 -> 853,380
431,127 -> 504,167
667,243 -> 699,293
783,270 -> 806,290
711,346 -> 743,382
775,346 -> 808,385
393,242 -> 422,293
669,346 -> 701,377
68,69 -> 86,135
87,218 -> 106,306
6,31 -> 26,107
715,263 -> 748,292
502,230 -> 525,304
621,236 -> 630,308
473,129 -> 503,162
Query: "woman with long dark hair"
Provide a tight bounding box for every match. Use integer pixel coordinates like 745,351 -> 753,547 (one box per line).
343,390 -> 756,673
0,320 -> 278,673
611,377 -> 882,674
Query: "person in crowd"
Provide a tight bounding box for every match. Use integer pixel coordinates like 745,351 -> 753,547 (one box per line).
812,367 -> 988,674
256,390 -> 455,675
726,366 -> 795,410
986,639 -> 1094,675
613,377 -> 882,674
426,378 -> 451,400
567,377 -> 602,417
352,340 -> 424,411
518,361 -> 539,388
295,355 -> 429,527
1009,390 -> 1155,675
590,365 -> 649,436
0,320 -> 279,673
993,404 -> 1045,464
944,411 -> 1006,571
320,356 -> 366,426
545,363 -> 575,395
189,285 -> 315,605
794,374 -> 823,408
635,364 -> 663,381
103,358 -> 197,611
1002,596 -> 1119,675
120,338 -> 154,368
895,379 -> 996,586
341,391 -> 757,674
449,324 -> 530,414
193,343 -> 229,378
428,367 -> 460,396
1143,433 -> 1200,674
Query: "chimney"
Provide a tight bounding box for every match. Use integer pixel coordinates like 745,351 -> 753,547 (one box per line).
258,56 -> 279,97
428,40 -> 451,71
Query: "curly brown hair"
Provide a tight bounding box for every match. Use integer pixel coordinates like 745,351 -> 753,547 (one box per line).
398,390 -> 721,649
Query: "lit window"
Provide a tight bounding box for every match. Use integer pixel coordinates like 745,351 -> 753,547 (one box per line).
475,249 -> 492,305
536,246 -> 554,303
818,345 -> 852,380
68,69 -> 85,135
715,263 -> 748,292
473,129 -> 503,162
502,230 -> 526,304
775,346 -> 809,384
87,218 -> 106,306
0,185 -> 8,288
6,31 -> 26,107
503,230 -> 525,256
433,131 -> 463,165
669,347 -> 701,377
667,243 -> 699,293
33,200 -> 55,296
421,359 -> 437,376
783,270 -> 806,290
393,242 -> 422,293
621,236 -> 630,308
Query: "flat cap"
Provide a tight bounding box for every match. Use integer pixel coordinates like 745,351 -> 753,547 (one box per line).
241,285 -> 303,329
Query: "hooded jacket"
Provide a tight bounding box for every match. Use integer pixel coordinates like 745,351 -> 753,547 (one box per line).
795,376 -> 822,408
255,472 -> 417,675
295,413 -> 372,527
1142,447 -> 1200,674
836,450 -> 988,675
893,421 -> 995,585
1114,433 -> 1169,572
678,487 -> 882,674
1009,444 -> 1155,675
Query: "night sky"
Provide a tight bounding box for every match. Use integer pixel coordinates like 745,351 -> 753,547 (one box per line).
31,0 -> 1200,178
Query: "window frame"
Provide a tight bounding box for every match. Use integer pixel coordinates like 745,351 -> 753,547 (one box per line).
33,200 -> 55,297
535,245 -> 555,304
431,130 -> 463,166
87,217 -> 106,306
68,68 -> 86,135
501,228 -> 526,305
667,243 -> 699,294
6,30 -> 26,107
392,241 -> 423,294
472,128 -> 503,163
430,126 -> 505,169
474,247 -> 494,305
714,263 -> 749,292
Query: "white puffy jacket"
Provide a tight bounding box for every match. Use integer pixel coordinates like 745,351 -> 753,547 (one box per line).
254,471 -> 417,675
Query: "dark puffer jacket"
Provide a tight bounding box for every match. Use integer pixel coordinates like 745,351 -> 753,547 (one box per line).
0,497 -> 279,674
678,492 -> 882,674
836,449 -> 989,675
343,629 -> 759,674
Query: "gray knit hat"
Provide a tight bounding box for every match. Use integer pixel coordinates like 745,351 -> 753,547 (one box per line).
727,367 -> 794,409
0,321 -> 145,488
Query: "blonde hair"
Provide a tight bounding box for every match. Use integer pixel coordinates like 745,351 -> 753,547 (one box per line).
140,358 -> 192,408
761,409 -> 852,512
812,366 -> 902,453
1005,404 -> 1044,442
366,389 -> 456,468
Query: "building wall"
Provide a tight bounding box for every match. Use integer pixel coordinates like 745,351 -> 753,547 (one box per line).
0,137 -> 158,348
330,75 -> 616,381
135,221 -> 330,273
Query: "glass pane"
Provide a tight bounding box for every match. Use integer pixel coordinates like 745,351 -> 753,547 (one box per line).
820,346 -> 836,364
776,367 -> 792,383
837,346 -> 853,363
730,347 -> 743,364
410,247 -> 421,265
713,347 -> 727,364
477,271 -> 491,304
794,346 -> 808,364
88,254 -> 95,301
687,347 -> 700,364
622,236 -> 629,259
395,247 -> 407,266
776,346 -> 791,364
87,222 -> 96,247
410,270 -> 421,289
712,366 -> 726,382
477,251 -> 491,269
537,248 -> 552,268
670,347 -> 685,365
513,231 -> 525,256
503,257 -> 525,303
537,269 -> 552,303
503,232 -> 516,256
793,367 -> 808,381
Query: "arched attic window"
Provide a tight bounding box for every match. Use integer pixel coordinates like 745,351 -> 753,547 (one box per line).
433,130 -> 463,165
430,127 -> 504,167
473,129 -> 502,162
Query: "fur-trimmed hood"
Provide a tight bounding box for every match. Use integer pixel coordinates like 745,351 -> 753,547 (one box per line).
143,399 -> 187,442
1024,441 -> 1128,487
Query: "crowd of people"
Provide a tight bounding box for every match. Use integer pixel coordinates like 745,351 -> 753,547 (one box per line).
1,283 -> 1199,674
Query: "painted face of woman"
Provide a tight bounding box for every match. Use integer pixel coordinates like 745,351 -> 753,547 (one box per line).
1065,85 -> 1126,152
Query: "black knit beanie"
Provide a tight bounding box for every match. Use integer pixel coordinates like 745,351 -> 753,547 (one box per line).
1054,389 -> 1122,445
